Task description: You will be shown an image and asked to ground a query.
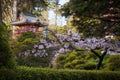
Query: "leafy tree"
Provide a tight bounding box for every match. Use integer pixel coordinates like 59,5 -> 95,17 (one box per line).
61,0 -> 120,37
1,0 -> 14,24
17,0 -> 48,13
1,0 -> 49,24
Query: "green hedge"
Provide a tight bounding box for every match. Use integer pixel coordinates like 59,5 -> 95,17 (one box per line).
0,67 -> 120,80
0,69 -> 18,80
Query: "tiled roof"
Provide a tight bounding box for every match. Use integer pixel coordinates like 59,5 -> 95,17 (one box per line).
10,13 -> 48,26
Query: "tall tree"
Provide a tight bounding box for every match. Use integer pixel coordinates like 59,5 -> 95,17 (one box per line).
54,0 -> 60,33
48,0 -> 61,33
61,0 -> 120,37
1,0 -> 14,24
13,0 -> 17,21
0,0 -> 2,22
0,24 -> 16,69
0,0 -> 16,68
1,0 -> 48,24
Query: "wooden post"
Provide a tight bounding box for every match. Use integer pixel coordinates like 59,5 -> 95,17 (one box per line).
13,0 -> 17,21
12,0 -> 17,39
0,0 -> 2,22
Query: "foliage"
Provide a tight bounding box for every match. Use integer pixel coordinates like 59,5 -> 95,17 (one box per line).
17,31 -> 41,42
61,0 -> 120,37
107,55 -> 120,71
12,31 -> 49,67
54,51 -> 93,69
15,30 -> 115,70
0,68 -> 18,80
75,63 -> 96,70
54,49 -> 110,70
1,67 -> 120,80
1,0 -> 49,24
17,56 -> 49,67
0,23 -> 16,69
17,0 -> 48,13
13,31 -> 42,53
12,30 -> 118,69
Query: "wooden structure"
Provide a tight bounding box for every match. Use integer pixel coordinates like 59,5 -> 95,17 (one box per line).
10,13 -> 48,38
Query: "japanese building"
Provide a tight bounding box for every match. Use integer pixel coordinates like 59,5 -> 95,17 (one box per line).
10,13 -> 48,38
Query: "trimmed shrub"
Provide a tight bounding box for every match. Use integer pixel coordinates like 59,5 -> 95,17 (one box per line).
17,31 -> 41,42
85,50 -> 101,60
64,62 -> 73,68
55,50 -> 101,70
0,69 -> 18,80
56,54 -> 66,63
17,56 -> 49,67
71,59 -> 85,66
83,63 -> 96,70
107,55 -> 120,71
0,67 -> 120,80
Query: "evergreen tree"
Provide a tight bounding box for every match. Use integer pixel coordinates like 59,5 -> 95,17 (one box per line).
0,23 -> 16,69
0,1 -> 16,68
61,0 -> 120,37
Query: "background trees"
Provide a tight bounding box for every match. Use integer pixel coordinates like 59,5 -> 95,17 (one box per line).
61,0 -> 120,37
0,0 -> 49,69
1,0 -> 49,24
0,0 -> 2,22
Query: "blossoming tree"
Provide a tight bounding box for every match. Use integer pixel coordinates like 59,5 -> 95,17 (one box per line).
18,30 -> 119,69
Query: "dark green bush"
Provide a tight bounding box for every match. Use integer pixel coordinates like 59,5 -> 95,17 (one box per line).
71,59 -> 85,66
82,63 -> 96,70
55,49 -> 110,70
54,51 -> 100,70
0,23 -> 16,69
56,54 -> 66,63
64,62 -> 73,68
0,67 -> 120,80
85,50 -> 101,60
17,56 -> 49,67
107,55 -> 120,71
12,31 -> 50,67
14,31 -> 41,53
0,69 -> 18,80
17,31 -> 42,42
74,62 -> 96,70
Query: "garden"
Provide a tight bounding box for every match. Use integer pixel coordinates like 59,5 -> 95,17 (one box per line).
0,0 -> 120,80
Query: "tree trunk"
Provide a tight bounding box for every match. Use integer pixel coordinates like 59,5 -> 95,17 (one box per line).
91,48 -> 108,70
0,0 -> 2,22
54,0 -> 59,33
96,51 -> 107,70
13,0 -> 17,21
96,57 -> 104,70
